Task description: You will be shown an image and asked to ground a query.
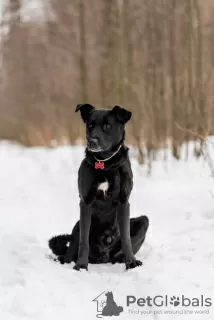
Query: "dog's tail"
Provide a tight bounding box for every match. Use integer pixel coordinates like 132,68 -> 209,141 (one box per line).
48,234 -> 73,256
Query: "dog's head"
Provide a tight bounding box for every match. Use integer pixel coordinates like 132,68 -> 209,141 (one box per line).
75,104 -> 131,152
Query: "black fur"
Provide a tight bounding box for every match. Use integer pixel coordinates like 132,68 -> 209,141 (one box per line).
48,104 -> 149,271
48,234 -> 72,256
49,216 -> 149,265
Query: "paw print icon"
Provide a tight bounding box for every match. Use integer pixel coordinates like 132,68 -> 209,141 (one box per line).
170,296 -> 180,307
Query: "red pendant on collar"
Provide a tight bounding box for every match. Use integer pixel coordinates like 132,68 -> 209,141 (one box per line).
95,161 -> 104,169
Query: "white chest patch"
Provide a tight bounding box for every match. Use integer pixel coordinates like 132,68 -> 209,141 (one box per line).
98,181 -> 109,196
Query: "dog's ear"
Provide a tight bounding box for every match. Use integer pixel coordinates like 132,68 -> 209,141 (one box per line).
112,105 -> 132,124
75,104 -> 94,123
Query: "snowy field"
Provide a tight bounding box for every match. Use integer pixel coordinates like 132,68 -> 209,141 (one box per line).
0,141 -> 214,320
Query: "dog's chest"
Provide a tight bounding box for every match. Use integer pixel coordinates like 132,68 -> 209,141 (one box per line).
97,180 -> 109,196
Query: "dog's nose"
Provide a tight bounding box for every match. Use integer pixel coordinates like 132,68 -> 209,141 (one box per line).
91,138 -> 99,144
89,138 -> 99,148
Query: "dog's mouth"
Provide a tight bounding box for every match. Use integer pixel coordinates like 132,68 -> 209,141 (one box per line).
87,146 -> 104,152
87,145 -> 104,153
87,140 -> 106,153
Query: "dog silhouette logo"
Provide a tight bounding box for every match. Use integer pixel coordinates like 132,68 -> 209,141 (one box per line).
93,291 -> 123,318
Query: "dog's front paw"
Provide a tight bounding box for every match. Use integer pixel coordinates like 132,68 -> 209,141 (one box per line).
73,263 -> 88,271
125,259 -> 143,270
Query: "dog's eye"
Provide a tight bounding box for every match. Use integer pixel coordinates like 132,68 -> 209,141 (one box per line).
88,122 -> 93,129
103,123 -> 111,131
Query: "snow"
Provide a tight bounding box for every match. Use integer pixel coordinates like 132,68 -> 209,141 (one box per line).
0,140 -> 214,320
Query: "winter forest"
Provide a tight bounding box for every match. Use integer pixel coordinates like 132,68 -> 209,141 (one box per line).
0,0 -> 214,162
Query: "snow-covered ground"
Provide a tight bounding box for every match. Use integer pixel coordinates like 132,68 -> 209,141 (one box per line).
0,141 -> 214,320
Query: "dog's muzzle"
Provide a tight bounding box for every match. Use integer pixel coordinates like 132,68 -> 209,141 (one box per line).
87,138 -> 103,152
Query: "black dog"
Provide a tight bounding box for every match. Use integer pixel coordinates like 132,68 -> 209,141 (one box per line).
49,104 -> 149,270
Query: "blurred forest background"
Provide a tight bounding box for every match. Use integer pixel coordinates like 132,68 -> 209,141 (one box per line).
0,0 -> 214,162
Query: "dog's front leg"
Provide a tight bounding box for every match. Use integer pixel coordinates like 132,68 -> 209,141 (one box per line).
73,201 -> 91,271
117,202 -> 142,270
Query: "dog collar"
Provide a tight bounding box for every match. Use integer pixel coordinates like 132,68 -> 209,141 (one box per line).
94,145 -> 122,169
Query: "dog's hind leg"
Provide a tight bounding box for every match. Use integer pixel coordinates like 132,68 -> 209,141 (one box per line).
111,252 -> 124,264
130,215 -> 149,255
110,215 -> 149,264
